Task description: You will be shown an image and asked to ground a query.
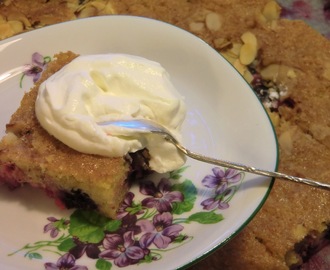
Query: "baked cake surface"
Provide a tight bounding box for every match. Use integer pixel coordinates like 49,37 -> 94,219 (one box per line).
109,1 -> 330,269
0,0 -> 329,269
0,51 -> 135,219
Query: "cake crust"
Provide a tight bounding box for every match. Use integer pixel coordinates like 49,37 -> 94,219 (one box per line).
0,51 -> 132,219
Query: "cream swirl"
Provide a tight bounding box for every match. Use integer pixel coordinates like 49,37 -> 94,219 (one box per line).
35,54 -> 186,173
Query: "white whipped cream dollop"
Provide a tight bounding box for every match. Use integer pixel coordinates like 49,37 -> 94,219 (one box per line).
35,54 -> 186,173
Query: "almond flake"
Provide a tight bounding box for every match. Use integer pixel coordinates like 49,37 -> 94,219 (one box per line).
239,32 -> 258,65
189,22 -> 205,32
205,12 -> 222,31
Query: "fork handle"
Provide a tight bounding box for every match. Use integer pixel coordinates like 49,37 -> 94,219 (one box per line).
170,138 -> 330,191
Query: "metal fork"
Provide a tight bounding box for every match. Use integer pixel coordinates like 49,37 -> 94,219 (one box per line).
98,119 -> 330,190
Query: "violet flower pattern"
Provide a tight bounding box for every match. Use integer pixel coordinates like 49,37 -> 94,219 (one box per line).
20,52 -> 51,87
9,165 -> 244,269
201,167 -> 243,211
99,231 -> 145,267
44,253 -> 87,270
201,186 -> 236,211
117,192 -> 144,219
202,168 -> 242,194
69,238 -> 101,259
140,178 -> 184,213
44,217 -> 70,238
116,214 -> 142,236
137,212 -> 184,249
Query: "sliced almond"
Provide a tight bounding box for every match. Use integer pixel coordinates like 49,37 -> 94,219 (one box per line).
191,9 -> 212,22
262,1 -> 281,22
260,64 -> 297,82
256,13 -> 267,26
287,69 -> 297,79
229,43 -> 242,57
205,12 -> 222,31
256,1 -> 281,28
260,64 -> 280,80
8,20 -> 24,34
7,11 -> 31,28
100,2 -> 115,14
189,22 -> 205,32
243,69 -> 254,84
278,129 -> 294,155
241,31 -> 257,47
213,38 -> 232,50
0,23 -> 14,39
75,1 -> 112,17
240,43 -> 257,65
220,43 -> 242,65
239,32 -> 258,65
89,2 -> 107,10
233,59 -> 247,75
76,6 -> 98,18
221,52 -> 237,65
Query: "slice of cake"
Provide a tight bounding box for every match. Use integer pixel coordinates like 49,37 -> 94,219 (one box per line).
0,51 -> 152,219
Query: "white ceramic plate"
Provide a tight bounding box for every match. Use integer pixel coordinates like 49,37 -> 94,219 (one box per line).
0,16 -> 278,270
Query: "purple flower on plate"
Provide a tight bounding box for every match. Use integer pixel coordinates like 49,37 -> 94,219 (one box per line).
201,186 -> 236,211
202,168 -> 242,194
117,192 -> 144,219
69,238 -> 101,259
44,253 -> 87,270
116,214 -> 142,236
43,217 -> 69,238
99,231 -> 145,267
140,178 -> 183,213
137,212 -> 184,249
22,52 -> 51,85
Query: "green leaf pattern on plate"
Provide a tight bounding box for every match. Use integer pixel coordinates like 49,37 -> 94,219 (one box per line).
8,165 -> 244,269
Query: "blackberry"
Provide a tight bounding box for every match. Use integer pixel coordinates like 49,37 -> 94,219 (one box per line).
59,189 -> 97,210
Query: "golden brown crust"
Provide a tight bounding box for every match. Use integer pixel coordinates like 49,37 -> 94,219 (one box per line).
0,51 -> 130,219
